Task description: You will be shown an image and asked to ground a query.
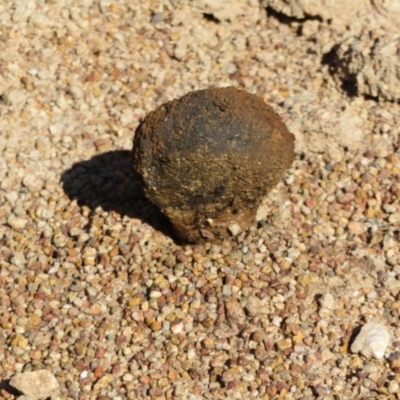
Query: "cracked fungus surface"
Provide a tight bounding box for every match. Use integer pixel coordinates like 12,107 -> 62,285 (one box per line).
132,87 -> 294,243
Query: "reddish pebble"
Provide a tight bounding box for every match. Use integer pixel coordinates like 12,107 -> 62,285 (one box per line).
139,375 -> 150,384
96,347 -> 106,359
94,366 -> 104,378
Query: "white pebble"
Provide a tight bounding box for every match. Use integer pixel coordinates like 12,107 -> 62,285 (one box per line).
149,290 -> 162,299
272,316 -> 283,327
256,204 -> 268,221
122,373 -> 134,382
131,311 -> 143,322
351,321 -> 390,359
3,89 -> 27,110
242,373 -> 255,382
120,108 -> 134,126
360,158 -> 370,166
12,1 -> 36,23
228,223 -> 241,236
285,174 -> 295,184
8,216 -> 28,229
389,380 -> 399,394
5,191 -> 18,204
80,370 -> 88,378
222,284 -> 232,296
11,252 -> 26,267
383,204 -> 396,213
23,175 -> 43,192
28,68 -> 38,76
49,123 -> 65,135
171,322 -> 184,334
162,321 -> 170,331
187,348 -> 196,360
69,85 -> 83,99
320,293 -> 336,310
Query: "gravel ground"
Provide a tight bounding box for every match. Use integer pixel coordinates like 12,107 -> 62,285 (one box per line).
1,1 -> 400,400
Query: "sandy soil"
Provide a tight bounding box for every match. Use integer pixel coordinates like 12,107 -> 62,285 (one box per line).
1,1 -> 400,399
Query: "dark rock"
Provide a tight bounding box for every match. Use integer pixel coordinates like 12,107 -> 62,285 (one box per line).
132,86 -> 294,243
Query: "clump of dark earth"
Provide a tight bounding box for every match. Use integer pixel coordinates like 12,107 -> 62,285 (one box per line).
132,86 -> 295,243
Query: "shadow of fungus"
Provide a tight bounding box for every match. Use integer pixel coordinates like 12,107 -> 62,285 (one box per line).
60,150 -> 174,240
0,380 -> 23,398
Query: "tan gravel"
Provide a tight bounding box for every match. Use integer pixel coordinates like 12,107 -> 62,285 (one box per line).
1,1 -> 400,400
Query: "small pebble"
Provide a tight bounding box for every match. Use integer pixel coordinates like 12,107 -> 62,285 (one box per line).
228,223 -> 241,236
319,293 -> 336,310
351,321 -> 390,359
151,12 -> 164,24
7,216 -> 28,229
10,370 -> 59,400
80,370 -> 88,379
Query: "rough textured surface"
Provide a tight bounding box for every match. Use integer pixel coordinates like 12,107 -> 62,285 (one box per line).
283,92 -> 366,154
351,321 -> 391,359
336,30 -> 400,101
265,0 -> 400,101
132,87 -> 295,243
263,0 -> 370,24
194,0 -> 261,22
10,370 -> 59,400
265,0 -> 400,32
371,0 -> 400,33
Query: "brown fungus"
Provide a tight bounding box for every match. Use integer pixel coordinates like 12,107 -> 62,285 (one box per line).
132,87 -> 294,243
